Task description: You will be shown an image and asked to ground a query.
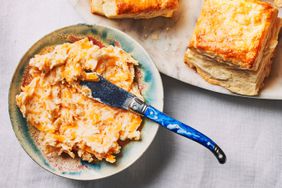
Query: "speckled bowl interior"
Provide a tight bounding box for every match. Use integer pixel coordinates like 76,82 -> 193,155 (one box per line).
9,24 -> 164,180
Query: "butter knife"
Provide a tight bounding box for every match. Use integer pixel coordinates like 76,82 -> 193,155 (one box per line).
81,75 -> 226,164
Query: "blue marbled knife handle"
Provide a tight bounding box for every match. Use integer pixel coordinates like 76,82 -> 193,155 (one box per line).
143,105 -> 226,164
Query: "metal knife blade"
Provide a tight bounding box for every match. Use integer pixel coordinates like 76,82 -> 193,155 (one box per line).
80,74 -> 147,113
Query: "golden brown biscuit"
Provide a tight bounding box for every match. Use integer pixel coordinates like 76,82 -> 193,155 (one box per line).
185,0 -> 281,96
90,0 -> 179,19
189,0 -> 278,70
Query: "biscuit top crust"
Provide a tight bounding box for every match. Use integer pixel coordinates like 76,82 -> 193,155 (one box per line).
189,0 -> 277,70
116,0 -> 179,14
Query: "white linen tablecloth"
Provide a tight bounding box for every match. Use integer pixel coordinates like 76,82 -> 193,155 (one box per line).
1,1 -> 282,187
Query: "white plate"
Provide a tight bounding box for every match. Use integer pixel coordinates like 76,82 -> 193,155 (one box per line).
69,0 -> 282,100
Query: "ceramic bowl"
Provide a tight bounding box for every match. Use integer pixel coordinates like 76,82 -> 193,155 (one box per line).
9,24 -> 164,180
